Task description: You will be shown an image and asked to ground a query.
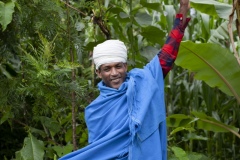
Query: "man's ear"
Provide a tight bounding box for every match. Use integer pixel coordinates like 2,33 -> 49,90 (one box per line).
95,69 -> 102,79
124,63 -> 128,72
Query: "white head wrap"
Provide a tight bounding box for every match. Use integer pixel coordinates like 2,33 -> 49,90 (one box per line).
93,40 -> 127,69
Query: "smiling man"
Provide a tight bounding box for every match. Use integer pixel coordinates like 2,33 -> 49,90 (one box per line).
59,0 -> 190,160
93,40 -> 128,89
96,61 -> 127,89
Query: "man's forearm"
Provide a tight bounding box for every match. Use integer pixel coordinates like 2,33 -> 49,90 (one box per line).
179,0 -> 190,25
158,0 -> 190,77
158,14 -> 190,77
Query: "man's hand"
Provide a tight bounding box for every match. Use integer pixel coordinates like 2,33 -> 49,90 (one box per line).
178,0 -> 190,24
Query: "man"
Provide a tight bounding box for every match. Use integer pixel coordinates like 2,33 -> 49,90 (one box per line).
60,0 -> 190,159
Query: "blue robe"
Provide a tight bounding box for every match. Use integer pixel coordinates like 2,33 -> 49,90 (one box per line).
59,55 -> 167,160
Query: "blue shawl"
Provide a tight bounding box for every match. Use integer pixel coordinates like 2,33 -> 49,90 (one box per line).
59,55 -> 167,160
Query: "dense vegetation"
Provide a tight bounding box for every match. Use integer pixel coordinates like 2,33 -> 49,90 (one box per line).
0,0 -> 239,159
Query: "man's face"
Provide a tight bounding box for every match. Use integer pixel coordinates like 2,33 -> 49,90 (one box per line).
96,62 -> 128,89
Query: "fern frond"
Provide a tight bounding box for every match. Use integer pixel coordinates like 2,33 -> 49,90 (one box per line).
22,49 -> 44,72
21,33 -> 57,73
38,33 -> 56,63
57,60 -> 83,69
37,70 -> 51,78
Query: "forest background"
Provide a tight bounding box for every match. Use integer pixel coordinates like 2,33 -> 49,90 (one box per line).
0,0 -> 240,159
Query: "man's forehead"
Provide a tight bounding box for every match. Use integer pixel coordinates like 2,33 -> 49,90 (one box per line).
101,62 -> 124,68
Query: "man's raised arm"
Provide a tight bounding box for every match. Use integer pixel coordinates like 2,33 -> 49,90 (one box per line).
158,0 -> 190,77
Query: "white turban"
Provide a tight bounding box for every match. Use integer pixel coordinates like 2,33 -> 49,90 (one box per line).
93,40 -> 127,69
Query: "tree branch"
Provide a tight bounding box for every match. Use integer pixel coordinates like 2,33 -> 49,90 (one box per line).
92,16 -> 111,39
228,0 -> 240,65
60,0 -> 87,17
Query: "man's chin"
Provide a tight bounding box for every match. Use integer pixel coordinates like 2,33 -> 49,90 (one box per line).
111,84 -> 121,89
110,81 -> 123,89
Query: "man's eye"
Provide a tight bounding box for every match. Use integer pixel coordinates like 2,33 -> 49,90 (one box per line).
103,68 -> 110,72
116,64 -> 123,68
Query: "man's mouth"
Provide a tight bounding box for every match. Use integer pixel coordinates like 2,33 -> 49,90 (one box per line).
111,77 -> 120,82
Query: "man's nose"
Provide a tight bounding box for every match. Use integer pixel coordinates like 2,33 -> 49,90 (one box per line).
110,68 -> 118,76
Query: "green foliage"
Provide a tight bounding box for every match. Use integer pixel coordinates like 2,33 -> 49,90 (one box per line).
190,0 -> 232,20
0,0 -> 240,159
167,112 -> 239,135
52,144 -> 74,158
0,0 -> 97,158
15,133 -> 44,160
0,0 -> 16,31
166,1 -> 240,159
208,21 -> 230,46
176,41 -> 240,103
170,146 -> 189,160
169,146 -> 210,160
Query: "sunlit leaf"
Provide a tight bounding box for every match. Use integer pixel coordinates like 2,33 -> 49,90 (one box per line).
169,127 -> 195,135
167,114 -> 193,127
171,146 -> 189,160
53,144 -> 73,158
176,41 -> 240,103
140,0 -> 161,11
18,134 -> 44,160
191,111 -> 239,134
140,46 -> 159,61
134,12 -> 152,27
190,0 -> 232,20
141,26 -> 165,45
0,0 -> 15,31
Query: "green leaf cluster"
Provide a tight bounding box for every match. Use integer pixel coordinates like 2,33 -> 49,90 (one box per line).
0,0 -> 240,159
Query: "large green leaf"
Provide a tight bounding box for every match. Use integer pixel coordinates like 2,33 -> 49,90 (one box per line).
140,0 -> 161,11
167,114 -> 193,128
17,134 -> 44,160
190,0 -> 232,20
167,112 -> 240,137
191,112 -> 240,137
140,46 -> 159,61
134,12 -> 152,27
0,0 -> 15,31
38,116 -> 61,136
141,26 -> 165,45
208,21 -> 231,45
176,41 -> 240,103
171,146 -> 189,160
53,144 -> 74,158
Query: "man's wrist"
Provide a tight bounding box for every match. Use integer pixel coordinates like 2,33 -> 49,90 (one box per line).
175,14 -> 191,32
178,2 -> 190,25
178,6 -> 189,17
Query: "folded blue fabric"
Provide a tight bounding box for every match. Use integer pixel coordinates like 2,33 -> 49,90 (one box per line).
59,55 -> 167,160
